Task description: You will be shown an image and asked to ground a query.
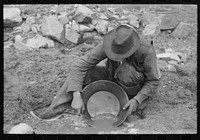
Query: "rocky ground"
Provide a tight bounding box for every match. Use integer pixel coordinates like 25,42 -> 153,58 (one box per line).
4,4 -> 197,134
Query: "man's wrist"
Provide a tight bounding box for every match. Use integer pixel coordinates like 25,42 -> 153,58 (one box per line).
73,91 -> 81,97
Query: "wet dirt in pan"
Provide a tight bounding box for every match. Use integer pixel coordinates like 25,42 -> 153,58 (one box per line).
84,91 -> 122,133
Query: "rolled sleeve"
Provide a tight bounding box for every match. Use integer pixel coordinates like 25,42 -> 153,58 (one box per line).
135,46 -> 160,104
66,41 -> 106,93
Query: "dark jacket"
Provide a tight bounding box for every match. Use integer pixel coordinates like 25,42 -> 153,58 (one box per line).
66,39 -> 160,104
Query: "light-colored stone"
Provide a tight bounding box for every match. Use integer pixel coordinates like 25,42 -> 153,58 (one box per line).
142,23 -> 160,37
157,52 -> 181,62
79,25 -> 93,32
128,15 -> 140,28
4,7 -> 22,27
26,35 -> 54,49
74,4 -> 94,23
21,23 -> 31,33
113,14 -> 120,20
108,7 -> 115,13
168,60 -> 178,65
59,16 -> 69,25
92,20 -> 98,26
95,20 -> 109,35
71,20 -> 79,32
15,35 -> 23,42
9,123 -> 34,134
167,64 -> 176,72
99,13 -> 108,20
41,16 -> 63,41
172,22 -> 192,38
165,48 -> 175,53
65,28 -> 80,44
30,24 -> 40,33
36,13 -> 41,19
14,41 -> 32,52
26,16 -> 35,25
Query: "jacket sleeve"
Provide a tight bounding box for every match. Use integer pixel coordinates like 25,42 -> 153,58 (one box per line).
66,41 -> 106,93
134,46 -> 160,104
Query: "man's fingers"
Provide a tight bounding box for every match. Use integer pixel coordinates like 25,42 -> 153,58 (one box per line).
123,102 -> 130,110
81,106 -> 85,114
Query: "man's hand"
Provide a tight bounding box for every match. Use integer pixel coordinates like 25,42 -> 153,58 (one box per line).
71,91 -> 85,115
123,98 -> 139,116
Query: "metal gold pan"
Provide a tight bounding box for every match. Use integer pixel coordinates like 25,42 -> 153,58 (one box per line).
81,80 -> 129,127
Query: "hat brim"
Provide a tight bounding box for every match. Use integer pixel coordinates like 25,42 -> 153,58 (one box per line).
81,80 -> 129,127
103,29 -> 141,62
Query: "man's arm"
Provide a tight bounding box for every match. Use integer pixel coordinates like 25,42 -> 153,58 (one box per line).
66,41 -> 106,93
134,46 -> 160,104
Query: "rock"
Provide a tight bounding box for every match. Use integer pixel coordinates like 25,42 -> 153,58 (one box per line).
92,20 -> 98,26
142,23 -> 160,37
180,53 -> 188,63
99,13 -> 108,20
14,41 -> 32,52
59,16 -> 69,25
9,123 -> 34,134
112,15 -> 120,20
167,64 -> 176,72
26,16 -> 35,25
41,16 -> 63,41
74,4 -> 94,23
157,60 -> 168,71
160,14 -> 179,30
21,23 -> 31,33
128,15 -> 140,28
172,22 -> 192,39
65,28 -> 80,44
36,13 -> 41,19
79,25 -> 93,32
157,52 -> 181,62
71,20 -> 79,32
95,20 -> 109,35
26,35 -> 54,49
108,7 -> 115,13
30,24 -> 40,33
142,11 -> 165,25
107,26 -> 115,32
165,48 -> 175,53
168,60 -> 178,65
4,8 -> 22,27
4,41 -> 13,49
128,128 -> 138,134
15,35 -> 23,42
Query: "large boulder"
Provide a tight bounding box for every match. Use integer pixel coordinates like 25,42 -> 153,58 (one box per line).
26,35 -> 54,49
41,16 -> 64,41
160,14 -> 179,30
95,20 -> 109,35
4,8 -> 22,27
128,15 -> 140,28
65,25 -> 80,44
172,22 -> 192,39
14,41 -> 32,52
142,23 -> 160,38
156,52 -> 181,62
74,4 -> 94,24
8,123 -> 34,134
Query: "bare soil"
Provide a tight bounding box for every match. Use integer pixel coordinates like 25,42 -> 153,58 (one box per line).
3,4 -> 197,134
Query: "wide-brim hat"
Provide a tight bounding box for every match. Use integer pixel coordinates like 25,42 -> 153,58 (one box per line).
103,24 -> 140,62
81,80 -> 129,127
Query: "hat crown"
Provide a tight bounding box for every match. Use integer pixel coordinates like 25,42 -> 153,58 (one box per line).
114,25 -> 133,45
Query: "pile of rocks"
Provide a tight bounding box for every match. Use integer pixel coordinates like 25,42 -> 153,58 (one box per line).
4,5 -> 193,52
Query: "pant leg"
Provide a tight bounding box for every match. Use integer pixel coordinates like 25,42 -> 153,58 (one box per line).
37,66 -> 109,119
